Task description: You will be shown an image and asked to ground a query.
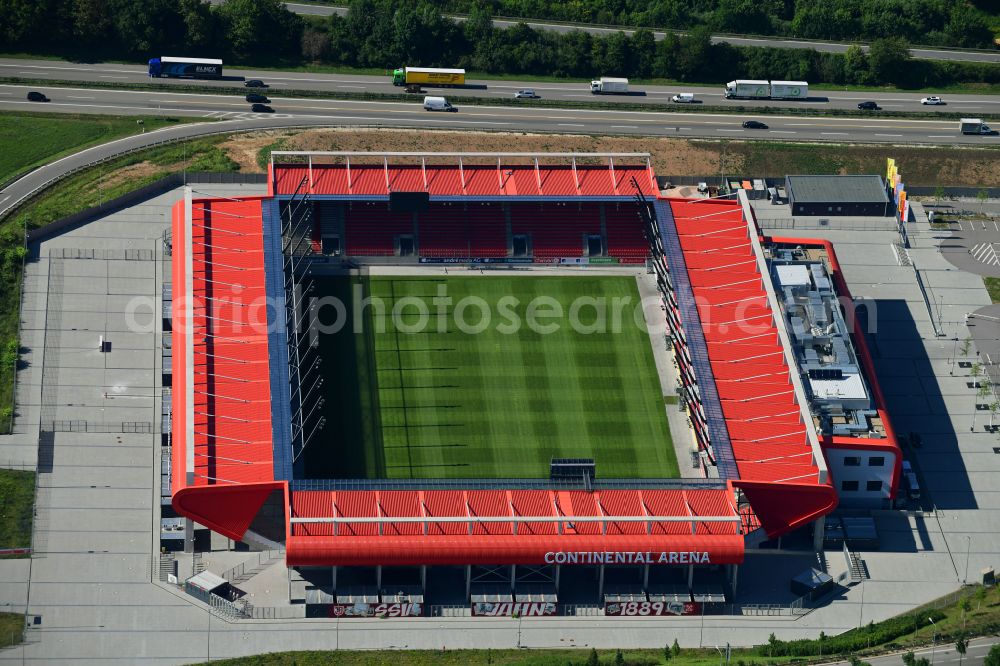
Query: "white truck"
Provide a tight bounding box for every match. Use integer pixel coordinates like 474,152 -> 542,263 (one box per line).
591,77 -> 629,94
725,80 -> 808,100
960,118 -> 996,135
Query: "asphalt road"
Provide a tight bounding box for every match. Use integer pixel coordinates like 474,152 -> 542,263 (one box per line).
1,83 -> 994,148
274,1 -> 1000,64
821,636 -> 1000,666
2,57 -> 999,116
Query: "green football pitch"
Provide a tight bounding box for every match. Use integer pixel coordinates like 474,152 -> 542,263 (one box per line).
311,275 -> 677,480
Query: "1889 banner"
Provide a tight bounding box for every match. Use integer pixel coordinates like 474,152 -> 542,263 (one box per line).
604,601 -> 700,616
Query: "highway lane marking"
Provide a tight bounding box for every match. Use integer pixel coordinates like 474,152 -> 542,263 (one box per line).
821,132 -> 848,135
0,85 -> 970,135
927,135 -> 953,138
67,96 -> 94,99
785,123 -> 815,126
611,125 -> 637,129
0,83 -> 969,127
558,123 -> 585,127
769,130 -> 796,134
0,196 -> 9,206
875,133 -> 903,137
717,129 -> 744,132
99,76 -> 128,80
0,62 -> 140,75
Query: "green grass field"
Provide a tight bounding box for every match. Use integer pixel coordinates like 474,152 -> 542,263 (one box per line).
314,275 -> 677,480
0,111 -> 195,186
0,469 -> 34,557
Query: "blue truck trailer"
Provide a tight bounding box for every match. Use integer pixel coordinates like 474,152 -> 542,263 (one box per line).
148,56 -> 223,78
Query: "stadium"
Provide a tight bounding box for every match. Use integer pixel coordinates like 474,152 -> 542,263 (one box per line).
169,152 -> 901,616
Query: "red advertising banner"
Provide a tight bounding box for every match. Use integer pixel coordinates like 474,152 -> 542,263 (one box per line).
324,602 -> 423,618
604,601 -> 700,616
472,601 -> 557,617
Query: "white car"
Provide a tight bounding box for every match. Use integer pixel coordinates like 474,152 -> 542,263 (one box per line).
514,89 -> 539,99
921,96 -> 944,105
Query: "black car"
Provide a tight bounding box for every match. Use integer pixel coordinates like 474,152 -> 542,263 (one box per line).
245,93 -> 270,103
27,91 -> 49,102
858,101 -> 881,110
244,79 -> 267,88
742,120 -> 767,129
250,103 -> 274,113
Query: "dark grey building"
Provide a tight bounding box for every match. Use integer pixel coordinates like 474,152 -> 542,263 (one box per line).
785,175 -> 892,217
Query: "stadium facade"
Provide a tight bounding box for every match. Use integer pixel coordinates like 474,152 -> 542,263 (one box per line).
168,152 -> 900,608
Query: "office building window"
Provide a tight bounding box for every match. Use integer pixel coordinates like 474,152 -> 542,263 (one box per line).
844,457 -> 861,467
841,480 -> 859,492
866,480 -> 883,492
868,456 -> 885,466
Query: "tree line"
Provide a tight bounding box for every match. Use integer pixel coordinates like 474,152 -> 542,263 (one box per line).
318,1 -> 999,88
432,0 -> 997,49
0,0 -> 997,89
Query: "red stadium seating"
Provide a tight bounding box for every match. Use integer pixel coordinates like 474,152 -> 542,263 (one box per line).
343,202 -> 415,256
604,203 -> 648,264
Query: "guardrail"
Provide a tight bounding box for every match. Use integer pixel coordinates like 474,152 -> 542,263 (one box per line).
0,122 -> 304,224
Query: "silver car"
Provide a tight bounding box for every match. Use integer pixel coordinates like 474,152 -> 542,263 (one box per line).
514,89 -> 539,99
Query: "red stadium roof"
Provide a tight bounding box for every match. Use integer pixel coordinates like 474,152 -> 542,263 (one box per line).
269,152 -> 659,198
668,199 -> 837,536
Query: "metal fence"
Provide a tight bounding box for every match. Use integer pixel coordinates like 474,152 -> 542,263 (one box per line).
220,549 -> 284,585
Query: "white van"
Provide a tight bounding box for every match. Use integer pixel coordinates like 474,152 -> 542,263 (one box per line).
423,96 -> 456,112
671,93 -> 695,103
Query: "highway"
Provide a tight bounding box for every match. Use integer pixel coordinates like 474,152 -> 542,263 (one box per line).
269,1 -> 1000,64
2,57 -> 999,116
0,83 -> 994,149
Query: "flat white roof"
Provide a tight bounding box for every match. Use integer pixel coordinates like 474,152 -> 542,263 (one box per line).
776,264 -> 811,287
600,77 -> 629,83
729,80 -> 770,85
405,67 -> 465,74
808,373 -> 868,401
771,80 -> 808,86
160,56 -> 223,65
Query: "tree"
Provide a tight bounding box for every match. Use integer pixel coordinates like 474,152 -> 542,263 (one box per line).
614,649 -> 625,666
587,647 -> 600,666
217,0 -> 303,60
867,37 -> 910,85
843,45 -> 869,85
301,27 -> 330,62
956,634 -> 969,666
934,185 -> 946,201
976,585 -> 987,610
675,25 -> 713,81
971,362 -> 983,431
71,0 -> 112,51
903,651 -> 917,666
663,643 -> 673,661
672,638 -> 681,657
985,643 -> 1000,666
818,631 -> 826,657
179,0 -> 218,52
767,633 -> 779,657
629,28 -> 656,78
978,188 -> 989,215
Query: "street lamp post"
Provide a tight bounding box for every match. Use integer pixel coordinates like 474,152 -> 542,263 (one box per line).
964,536 -> 971,583
929,617 -> 937,665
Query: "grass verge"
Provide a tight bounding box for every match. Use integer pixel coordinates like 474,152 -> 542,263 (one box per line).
984,277 -> 1000,303
0,110 -> 205,187
0,469 -> 34,556
0,612 -> 24,648
3,76 -> 997,123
